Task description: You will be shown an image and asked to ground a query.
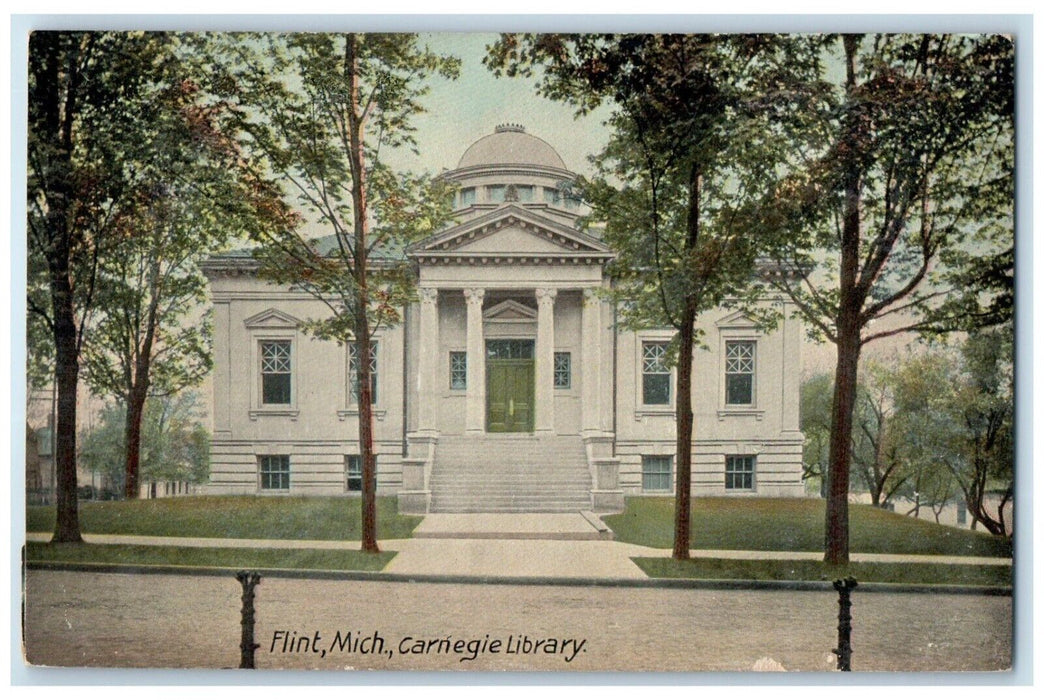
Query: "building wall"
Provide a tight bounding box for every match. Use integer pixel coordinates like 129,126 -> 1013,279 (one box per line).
204,272 -> 804,499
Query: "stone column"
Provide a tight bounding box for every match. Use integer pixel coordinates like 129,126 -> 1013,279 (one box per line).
535,288 -> 557,433
464,288 -> 486,433
212,299 -> 231,440
581,288 -> 601,433
417,287 -> 439,432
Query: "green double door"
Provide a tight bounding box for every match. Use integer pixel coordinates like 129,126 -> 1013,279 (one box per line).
486,359 -> 535,433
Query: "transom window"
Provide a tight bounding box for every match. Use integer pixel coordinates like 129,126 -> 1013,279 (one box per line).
487,339 -> 534,360
259,455 -> 290,491
642,341 -> 671,405
345,455 -> 362,492
642,456 -> 673,492
450,351 -> 467,390
348,341 -> 378,404
554,352 -> 571,389
725,341 -> 755,405
725,455 -> 755,490
260,341 -> 292,405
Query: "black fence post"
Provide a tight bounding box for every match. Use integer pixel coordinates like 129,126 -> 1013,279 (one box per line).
236,571 -> 262,669
832,576 -> 857,671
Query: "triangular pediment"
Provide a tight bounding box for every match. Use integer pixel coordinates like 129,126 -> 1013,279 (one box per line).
244,308 -> 302,329
409,205 -> 612,259
715,310 -> 758,329
483,299 -> 537,322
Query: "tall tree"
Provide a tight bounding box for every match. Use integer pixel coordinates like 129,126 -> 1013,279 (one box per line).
757,34 -> 1014,563
487,34 -> 817,559
850,361 -> 907,508
208,33 -> 459,553
27,32 -> 188,541
80,57 -> 251,499
80,391 -> 211,497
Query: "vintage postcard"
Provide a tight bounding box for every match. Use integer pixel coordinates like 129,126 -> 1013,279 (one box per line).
19,25 -> 1018,675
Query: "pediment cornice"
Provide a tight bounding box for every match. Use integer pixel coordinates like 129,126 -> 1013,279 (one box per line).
408,205 -> 613,265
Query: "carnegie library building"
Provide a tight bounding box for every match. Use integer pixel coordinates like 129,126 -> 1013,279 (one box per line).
201,124 -> 805,513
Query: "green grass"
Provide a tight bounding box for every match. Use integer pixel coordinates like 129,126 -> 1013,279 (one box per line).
25,542 -> 395,571
603,497 -> 1013,558
633,557 -> 1012,587
26,496 -> 422,541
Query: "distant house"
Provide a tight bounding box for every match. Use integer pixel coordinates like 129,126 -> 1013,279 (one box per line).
201,124 -> 805,513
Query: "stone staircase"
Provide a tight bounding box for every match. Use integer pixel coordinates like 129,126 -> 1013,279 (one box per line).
430,435 -> 592,513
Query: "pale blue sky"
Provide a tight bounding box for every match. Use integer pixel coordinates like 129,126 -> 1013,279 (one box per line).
394,33 -> 613,176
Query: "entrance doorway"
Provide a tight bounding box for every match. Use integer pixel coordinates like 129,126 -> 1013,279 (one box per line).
486,339 -> 535,433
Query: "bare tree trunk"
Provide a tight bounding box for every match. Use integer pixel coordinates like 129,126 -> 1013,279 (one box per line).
123,383 -> 148,499
40,33 -> 83,543
824,34 -> 865,566
672,165 -> 702,561
673,299 -> 697,560
52,286 -> 82,543
346,33 -> 379,554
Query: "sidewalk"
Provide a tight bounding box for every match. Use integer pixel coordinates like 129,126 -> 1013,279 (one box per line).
25,510 -> 1013,581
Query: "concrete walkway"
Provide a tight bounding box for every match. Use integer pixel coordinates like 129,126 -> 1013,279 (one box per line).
25,525 -> 1012,581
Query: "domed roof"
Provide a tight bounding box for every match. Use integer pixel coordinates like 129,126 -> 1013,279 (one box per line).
457,124 -> 568,171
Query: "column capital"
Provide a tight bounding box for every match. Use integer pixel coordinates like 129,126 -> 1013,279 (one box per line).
463,287 -> 486,305
419,287 -> 439,305
535,288 -> 558,305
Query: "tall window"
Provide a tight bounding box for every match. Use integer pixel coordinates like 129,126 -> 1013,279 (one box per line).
450,351 -> 467,390
487,185 -> 506,202
349,342 -> 378,404
543,187 -> 560,205
459,187 -> 476,207
260,341 -> 292,405
642,341 -> 671,405
345,455 -> 362,492
259,455 -> 290,491
554,351 -> 571,389
725,455 -> 755,490
642,456 -> 673,492
725,341 -> 755,405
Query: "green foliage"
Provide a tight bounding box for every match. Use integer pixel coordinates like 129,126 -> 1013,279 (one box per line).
206,33 -> 460,340
79,392 -> 210,493
758,34 -> 1014,344
889,329 -> 1014,535
488,34 -> 819,341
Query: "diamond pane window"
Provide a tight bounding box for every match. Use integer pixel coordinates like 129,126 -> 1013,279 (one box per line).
725,455 -> 755,490
642,456 -> 673,492
259,455 -> 290,491
642,342 -> 671,405
260,341 -> 292,405
349,342 -> 378,404
450,351 -> 467,390
725,341 -> 755,405
554,352 -> 571,389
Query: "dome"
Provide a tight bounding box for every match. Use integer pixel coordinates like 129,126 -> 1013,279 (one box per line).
456,124 -> 569,171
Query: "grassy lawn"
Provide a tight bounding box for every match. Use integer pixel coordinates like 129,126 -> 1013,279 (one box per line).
604,497 -> 1013,558
25,542 -> 395,571
26,496 -> 422,541
633,557 -> 1011,587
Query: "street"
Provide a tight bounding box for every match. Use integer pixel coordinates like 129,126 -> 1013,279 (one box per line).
23,570 -> 1011,672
